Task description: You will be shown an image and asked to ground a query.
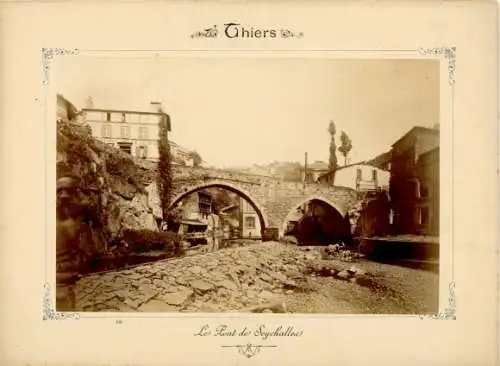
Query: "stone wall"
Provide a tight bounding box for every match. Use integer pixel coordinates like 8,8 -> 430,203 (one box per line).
169,165 -> 358,236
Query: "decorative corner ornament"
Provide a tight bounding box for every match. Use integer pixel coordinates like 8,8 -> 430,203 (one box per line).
222,343 -> 277,358
417,47 -> 456,84
43,282 -> 80,320
420,281 -> 456,320
280,29 -> 304,39
42,48 -> 80,85
190,25 -> 218,38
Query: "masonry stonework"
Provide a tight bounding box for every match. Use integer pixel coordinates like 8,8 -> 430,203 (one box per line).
168,165 -> 358,237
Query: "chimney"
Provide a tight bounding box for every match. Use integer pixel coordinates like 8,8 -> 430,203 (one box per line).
85,96 -> 94,109
433,123 -> 440,130
150,101 -> 162,113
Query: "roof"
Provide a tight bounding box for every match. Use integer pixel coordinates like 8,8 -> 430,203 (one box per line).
81,107 -> 167,116
366,151 -> 391,168
391,126 -> 439,147
317,161 -> 389,179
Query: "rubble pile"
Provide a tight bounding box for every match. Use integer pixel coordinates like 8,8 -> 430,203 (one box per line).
74,242 -> 368,313
322,243 -> 364,262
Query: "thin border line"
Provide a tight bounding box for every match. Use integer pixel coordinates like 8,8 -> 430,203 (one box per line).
45,47 -> 454,320
76,49 -> 419,53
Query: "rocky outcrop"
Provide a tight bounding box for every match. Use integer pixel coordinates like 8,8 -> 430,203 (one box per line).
57,121 -> 162,247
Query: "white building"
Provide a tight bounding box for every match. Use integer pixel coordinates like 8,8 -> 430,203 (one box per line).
80,102 -> 170,161
318,163 -> 390,192
240,197 -> 261,239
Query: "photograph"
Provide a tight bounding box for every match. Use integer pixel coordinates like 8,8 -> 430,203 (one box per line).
55,55 -> 441,314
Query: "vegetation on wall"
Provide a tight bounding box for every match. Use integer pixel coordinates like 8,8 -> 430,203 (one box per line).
188,150 -> 203,168
157,114 -> 173,221
328,120 -> 338,180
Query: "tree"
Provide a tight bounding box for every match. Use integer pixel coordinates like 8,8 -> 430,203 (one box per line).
158,113 -> 173,221
328,121 -> 338,177
338,130 -> 353,166
188,150 -> 203,168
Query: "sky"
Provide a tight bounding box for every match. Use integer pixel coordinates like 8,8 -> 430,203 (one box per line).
55,56 -> 440,168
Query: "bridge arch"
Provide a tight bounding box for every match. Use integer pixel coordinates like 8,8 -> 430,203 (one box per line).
279,195 -> 348,237
168,180 -> 269,232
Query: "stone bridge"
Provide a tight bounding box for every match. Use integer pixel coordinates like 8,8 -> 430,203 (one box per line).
168,165 -> 358,239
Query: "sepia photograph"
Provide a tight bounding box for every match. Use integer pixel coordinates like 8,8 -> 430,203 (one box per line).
55,55 -> 441,314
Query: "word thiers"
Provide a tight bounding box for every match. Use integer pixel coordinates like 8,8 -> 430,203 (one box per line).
224,23 -> 277,39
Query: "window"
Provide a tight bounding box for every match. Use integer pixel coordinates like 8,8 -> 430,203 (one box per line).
120,126 -> 130,139
102,124 -> 112,138
106,112 -> 111,121
418,207 -> 429,225
356,168 -> 362,180
245,216 -> 256,229
121,113 -> 126,122
138,126 -> 148,139
372,169 -> 377,181
117,142 -> 132,155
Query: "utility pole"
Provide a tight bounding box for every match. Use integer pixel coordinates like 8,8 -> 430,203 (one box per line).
303,152 -> 308,190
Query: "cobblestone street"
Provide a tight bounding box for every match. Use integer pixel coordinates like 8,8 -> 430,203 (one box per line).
75,242 -> 438,314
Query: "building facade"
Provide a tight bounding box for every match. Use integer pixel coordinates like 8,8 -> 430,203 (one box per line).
414,147 -> 440,236
239,197 -> 261,238
80,102 -> 170,161
389,126 -> 440,236
318,163 -> 390,192
175,191 -> 214,243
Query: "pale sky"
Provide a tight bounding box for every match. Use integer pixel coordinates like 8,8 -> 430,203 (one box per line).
54,56 -> 439,168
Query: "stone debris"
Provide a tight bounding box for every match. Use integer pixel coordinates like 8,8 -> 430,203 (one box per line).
74,242 -> 368,312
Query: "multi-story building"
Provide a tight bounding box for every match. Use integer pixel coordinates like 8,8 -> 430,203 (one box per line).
80,102 -> 170,161
174,191 -> 214,243
318,162 -> 390,192
389,126 -> 440,236
414,147 -> 440,236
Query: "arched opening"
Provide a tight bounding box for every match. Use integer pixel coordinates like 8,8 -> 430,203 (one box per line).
168,182 -> 268,246
282,197 -> 352,246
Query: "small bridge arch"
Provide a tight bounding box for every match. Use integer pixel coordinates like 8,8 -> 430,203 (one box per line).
168,180 -> 269,233
279,195 -> 350,238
